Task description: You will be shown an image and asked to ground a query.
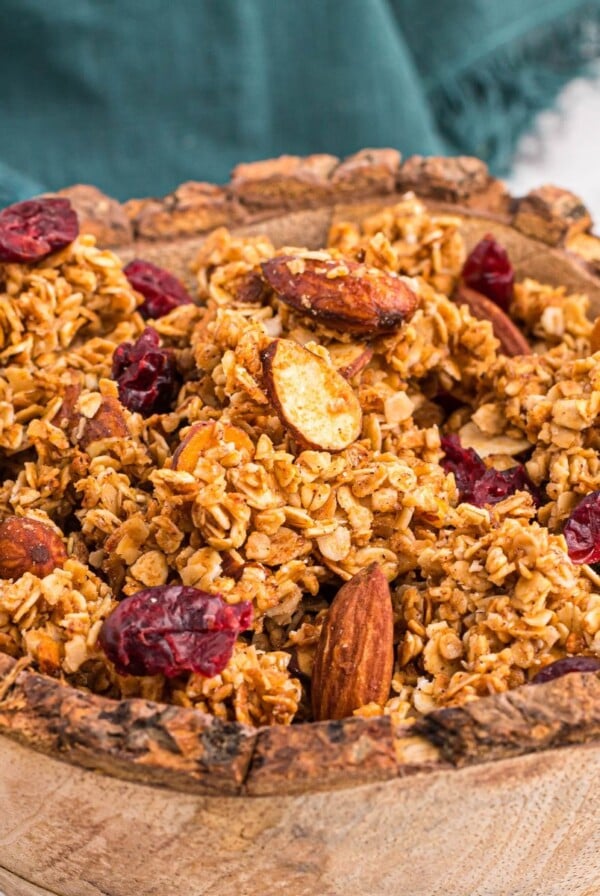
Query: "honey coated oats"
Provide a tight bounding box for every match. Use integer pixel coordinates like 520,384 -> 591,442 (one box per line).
1,194 -> 600,728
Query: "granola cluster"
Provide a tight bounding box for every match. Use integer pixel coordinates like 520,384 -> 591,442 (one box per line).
1,196 -> 599,727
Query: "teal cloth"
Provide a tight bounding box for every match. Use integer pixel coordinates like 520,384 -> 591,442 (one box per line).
1,0 -> 599,204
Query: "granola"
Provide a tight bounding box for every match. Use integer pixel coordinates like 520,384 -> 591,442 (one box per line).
1,194 -> 600,728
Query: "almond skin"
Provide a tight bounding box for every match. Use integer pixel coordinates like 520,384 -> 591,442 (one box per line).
52,378 -> 82,430
77,396 -> 130,448
311,563 -> 394,721
172,421 -> 255,472
0,517 -> 67,580
328,342 -> 374,380
261,255 -> 418,335
261,338 -> 362,452
455,284 -> 531,356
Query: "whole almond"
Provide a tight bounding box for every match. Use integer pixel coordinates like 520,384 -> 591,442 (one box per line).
261,255 -> 418,335
312,563 -> 394,721
0,517 -> 67,580
455,284 -> 531,356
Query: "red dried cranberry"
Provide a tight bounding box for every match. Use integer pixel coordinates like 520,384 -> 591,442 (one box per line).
441,434 -> 541,508
99,585 -> 253,678
112,327 -> 179,416
440,433 -> 486,500
564,491 -> 600,564
0,198 -> 79,263
472,466 -> 542,508
124,259 -> 193,320
532,656 -> 600,684
462,234 -> 514,312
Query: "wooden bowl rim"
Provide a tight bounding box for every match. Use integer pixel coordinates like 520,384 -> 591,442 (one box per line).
3,151 -> 600,798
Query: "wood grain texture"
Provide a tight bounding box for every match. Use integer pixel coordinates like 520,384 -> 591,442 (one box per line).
0,658 -> 255,796
2,733 -> 600,896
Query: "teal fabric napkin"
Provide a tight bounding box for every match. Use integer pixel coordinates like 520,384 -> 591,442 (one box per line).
1,0 -> 598,203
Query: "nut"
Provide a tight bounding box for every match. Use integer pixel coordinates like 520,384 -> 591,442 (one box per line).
51,377 -> 82,430
0,517 -> 67,580
455,284 -> 531,356
261,255 -> 418,335
261,338 -> 362,452
76,396 -> 130,448
327,342 -> 374,380
172,421 -> 255,472
311,563 -> 394,720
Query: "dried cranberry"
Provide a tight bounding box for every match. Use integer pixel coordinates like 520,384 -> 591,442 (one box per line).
99,585 -> 253,678
124,259 -> 193,319
472,465 -> 542,508
462,234 -> 514,312
441,434 -> 541,508
532,656 -> 600,684
111,327 -> 179,416
0,198 -> 79,263
440,433 -> 486,500
564,491 -> 600,564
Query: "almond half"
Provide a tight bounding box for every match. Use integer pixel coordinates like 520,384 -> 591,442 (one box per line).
454,284 -> 531,356
261,338 -> 362,452
327,342 -> 374,380
261,255 -> 418,335
172,421 -> 255,472
312,563 -> 394,721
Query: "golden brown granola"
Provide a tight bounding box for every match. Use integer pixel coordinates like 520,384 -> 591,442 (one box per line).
2,195 -> 600,728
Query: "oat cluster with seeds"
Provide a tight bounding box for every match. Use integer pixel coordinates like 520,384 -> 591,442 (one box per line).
1,195 -> 600,727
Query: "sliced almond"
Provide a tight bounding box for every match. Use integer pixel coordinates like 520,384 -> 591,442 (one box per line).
261,338 -> 362,452
312,563 -> 394,721
172,421 -> 254,472
458,420 -> 531,458
261,255 -> 418,335
455,283 -> 531,356
327,342 -> 374,380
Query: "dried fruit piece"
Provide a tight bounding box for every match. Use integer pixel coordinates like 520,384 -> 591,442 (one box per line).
441,434 -> 541,508
462,234 -> 514,311
172,421 -> 254,472
564,491 -> 600,564
311,564 -> 394,721
261,255 -> 418,335
0,198 -> 79,263
440,434 -> 486,499
98,585 -> 253,678
261,338 -> 362,451
0,517 -> 67,579
454,284 -> 530,356
124,259 -> 193,319
472,466 -> 542,508
77,396 -> 130,448
112,327 -> 179,416
533,656 -> 600,683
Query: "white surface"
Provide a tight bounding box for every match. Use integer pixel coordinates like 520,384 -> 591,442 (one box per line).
507,64 -> 600,223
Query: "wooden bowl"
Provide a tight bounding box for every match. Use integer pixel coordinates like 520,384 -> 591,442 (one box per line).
3,151 -> 600,896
